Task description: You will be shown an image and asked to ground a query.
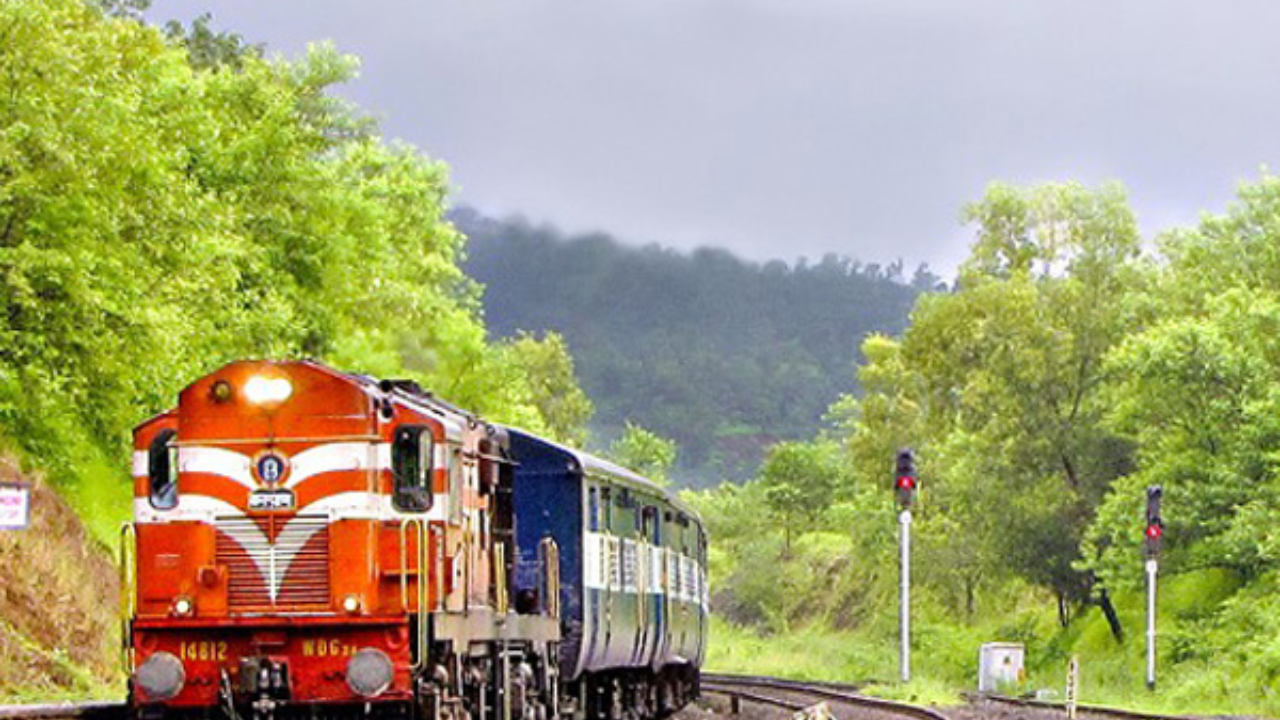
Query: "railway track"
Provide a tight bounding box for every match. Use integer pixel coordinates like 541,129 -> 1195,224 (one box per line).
701,674 -> 1229,720
700,673 -> 949,720
963,691 -> 1205,720
0,688 -> 1226,720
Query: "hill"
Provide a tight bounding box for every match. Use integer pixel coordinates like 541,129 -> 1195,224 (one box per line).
457,208 -> 935,485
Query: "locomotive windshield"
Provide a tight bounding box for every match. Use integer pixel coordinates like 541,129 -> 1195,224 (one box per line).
147,429 -> 178,510
392,425 -> 433,512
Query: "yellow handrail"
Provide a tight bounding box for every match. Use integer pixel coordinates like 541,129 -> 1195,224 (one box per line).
398,518 -> 429,672
493,543 -> 508,614
398,518 -> 423,610
119,522 -> 136,676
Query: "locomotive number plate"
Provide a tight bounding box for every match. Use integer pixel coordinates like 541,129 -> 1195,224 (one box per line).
248,489 -> 295,511
180,641 -> 228,662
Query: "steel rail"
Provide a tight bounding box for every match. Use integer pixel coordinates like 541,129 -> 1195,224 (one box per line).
701,673 -> 949,720
964,691 -> 1204,720
701,684 -> 809,712
702,673 -> 873,692
0,702 -> 123,720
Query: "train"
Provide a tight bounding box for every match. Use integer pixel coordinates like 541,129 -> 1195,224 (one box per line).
122,360 -> 707,720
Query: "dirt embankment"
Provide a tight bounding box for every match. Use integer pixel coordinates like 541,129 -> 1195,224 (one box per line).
0,458 -> 120,701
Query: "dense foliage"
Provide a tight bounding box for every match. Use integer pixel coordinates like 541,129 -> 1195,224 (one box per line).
0,0 -> 589,532
687,179 -> 1280,712
459,209 -> 933,485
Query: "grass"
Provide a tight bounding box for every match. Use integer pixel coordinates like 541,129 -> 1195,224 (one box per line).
706,618 -> 962,705
707,570 -> 1280,717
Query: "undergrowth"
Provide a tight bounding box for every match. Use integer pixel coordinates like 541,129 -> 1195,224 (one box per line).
707,568 -> 1280,716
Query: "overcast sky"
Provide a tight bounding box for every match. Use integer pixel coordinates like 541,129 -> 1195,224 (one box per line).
149,0 -> 1280,274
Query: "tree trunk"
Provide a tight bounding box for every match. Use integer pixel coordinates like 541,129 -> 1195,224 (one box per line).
1098,588 -> 1124,642
1060,451 -> 1079,490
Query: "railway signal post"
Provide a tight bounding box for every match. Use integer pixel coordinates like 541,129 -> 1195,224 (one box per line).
1144,485 -> 1163,691
895,449 -> 918,683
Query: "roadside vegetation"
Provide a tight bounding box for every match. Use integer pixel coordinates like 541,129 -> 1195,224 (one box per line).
686,180 -> 1280,716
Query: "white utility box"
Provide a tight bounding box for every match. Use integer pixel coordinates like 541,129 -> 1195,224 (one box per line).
978,642 -> 1025,693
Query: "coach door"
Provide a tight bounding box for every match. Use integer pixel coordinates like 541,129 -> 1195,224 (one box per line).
644,505 -> 663,667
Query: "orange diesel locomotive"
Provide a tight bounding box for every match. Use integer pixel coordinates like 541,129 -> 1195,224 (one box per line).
123,360 -> 707,720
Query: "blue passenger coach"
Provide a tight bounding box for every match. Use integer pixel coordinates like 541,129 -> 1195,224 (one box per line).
506,429 -> 707,719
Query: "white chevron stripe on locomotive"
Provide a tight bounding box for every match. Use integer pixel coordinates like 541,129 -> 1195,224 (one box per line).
135,492 -> 448,601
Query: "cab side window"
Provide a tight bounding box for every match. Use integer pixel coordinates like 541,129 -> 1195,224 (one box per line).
392,425 -> 433,512
148,429 -> 179,510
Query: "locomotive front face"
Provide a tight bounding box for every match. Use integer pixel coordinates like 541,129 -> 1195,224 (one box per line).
127,361 -> 453,711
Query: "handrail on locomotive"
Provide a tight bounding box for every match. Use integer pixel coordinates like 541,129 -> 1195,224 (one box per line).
118,521 -> 136,676
398,517 -> 431,673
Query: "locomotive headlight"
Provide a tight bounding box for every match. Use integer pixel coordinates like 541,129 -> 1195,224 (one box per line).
172,596 -> 194,617
346,648 -> 393,698
244,375 -> 293,405
342,594 -> 362,614
136,651 -> 186,701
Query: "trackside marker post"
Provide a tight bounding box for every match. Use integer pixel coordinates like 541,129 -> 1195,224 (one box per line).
1066,655 -> 1079,720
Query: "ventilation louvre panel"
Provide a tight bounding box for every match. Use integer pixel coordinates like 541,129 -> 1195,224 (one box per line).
215,515 -> 331,610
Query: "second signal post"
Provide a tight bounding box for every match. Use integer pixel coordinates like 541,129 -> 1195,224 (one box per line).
895,449 -> 918,683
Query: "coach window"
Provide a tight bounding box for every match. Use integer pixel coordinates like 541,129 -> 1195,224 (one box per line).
392,425 -> 433,512
601,487 -> 612,530
588,487 -> 600,532
148,429 -> 179,510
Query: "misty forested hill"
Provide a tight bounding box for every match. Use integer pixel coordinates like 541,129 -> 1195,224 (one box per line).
457,208 -> 937,485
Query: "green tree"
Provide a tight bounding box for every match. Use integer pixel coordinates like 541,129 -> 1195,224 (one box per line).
838,182 -> 1143,622
1081,176 -> 1280,586
758,441 -> 840,551
495,332 -> 594,446
163,13 -> 261,71
609,423 -> 677,485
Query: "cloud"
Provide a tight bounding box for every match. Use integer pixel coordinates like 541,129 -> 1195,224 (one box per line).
150,0 -> 1280,274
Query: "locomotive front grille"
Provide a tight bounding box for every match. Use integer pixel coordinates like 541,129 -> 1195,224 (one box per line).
215,515 -> 331,609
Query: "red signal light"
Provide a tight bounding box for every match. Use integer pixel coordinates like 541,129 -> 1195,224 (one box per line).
894,449 -> 918,509
1145,524 -> 1162,539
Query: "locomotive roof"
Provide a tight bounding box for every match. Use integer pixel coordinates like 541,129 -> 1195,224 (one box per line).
503,426 -> 702,525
